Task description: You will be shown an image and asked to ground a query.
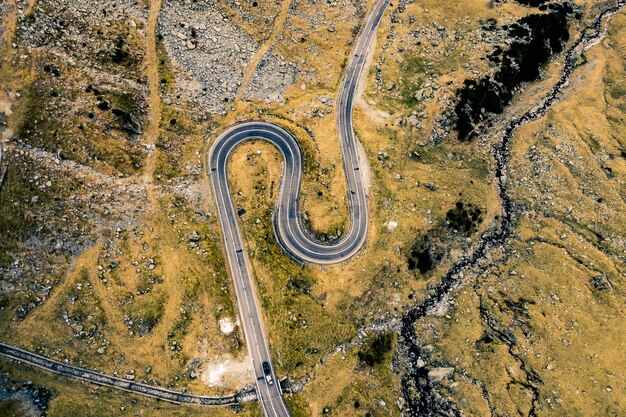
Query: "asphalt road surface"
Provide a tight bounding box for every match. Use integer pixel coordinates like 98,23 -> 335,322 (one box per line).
208,1 -> 390,415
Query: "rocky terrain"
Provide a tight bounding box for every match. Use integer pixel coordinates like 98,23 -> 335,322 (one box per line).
0,373 -> 52,417
1,0 -> 624,416
158,0 -> 258,113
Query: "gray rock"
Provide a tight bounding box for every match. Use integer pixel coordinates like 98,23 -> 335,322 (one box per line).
590,275 -> 612,291
407,114 -> 421,128
112,109 -> 142,136
424,183 -> 438,191
318,96 -> 334,107
245,52 -> 297,103
427,367 -> 454,383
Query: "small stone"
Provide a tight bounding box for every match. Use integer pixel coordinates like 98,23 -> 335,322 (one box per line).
424,183 -> 438,191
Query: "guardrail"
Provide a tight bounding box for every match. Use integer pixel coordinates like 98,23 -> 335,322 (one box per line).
0,343 -> 256,406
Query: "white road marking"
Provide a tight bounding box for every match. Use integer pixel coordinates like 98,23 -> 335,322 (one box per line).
208,2 -> 390,416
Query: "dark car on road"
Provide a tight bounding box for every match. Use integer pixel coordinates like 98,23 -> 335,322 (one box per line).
262,361 -> 274,385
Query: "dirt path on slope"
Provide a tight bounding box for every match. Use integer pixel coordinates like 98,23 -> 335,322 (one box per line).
26,0 -> 37,15
235,0 -> 292,101
354,27 -> 392,127
143,0 -> 162,186
2,0 -> 18,46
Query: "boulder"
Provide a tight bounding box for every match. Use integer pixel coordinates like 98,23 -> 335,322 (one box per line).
427,367 -> 454,383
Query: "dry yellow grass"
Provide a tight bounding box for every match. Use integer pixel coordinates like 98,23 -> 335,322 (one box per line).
6,190 -> 248,396
142,0 -> 163,185
3,1 -> 624,415
407,10 -> 626,417
0,356 -> 262,417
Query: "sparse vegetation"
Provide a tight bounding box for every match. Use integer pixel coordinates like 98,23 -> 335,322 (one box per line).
357,332 -> 394,367
0,0 -> 624,415
0,164 -> 40,266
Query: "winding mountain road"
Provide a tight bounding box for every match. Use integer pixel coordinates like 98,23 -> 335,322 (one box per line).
208,1 -> 389,416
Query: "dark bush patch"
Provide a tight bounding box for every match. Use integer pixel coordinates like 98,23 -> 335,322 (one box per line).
407,234 -> 444,275
445,201 -> 483,234
112,108 -> 142,136
97,100 -> 111,111
358,332 -> 394,367
407,242 -> 440,274
111,35 -> 131,65
85,85 -> 100,95
476,330 -> 495,348
407,202 -> 484,274
43,63 -> 61,77
455,5 -> 575,140
286,275 -> 313,294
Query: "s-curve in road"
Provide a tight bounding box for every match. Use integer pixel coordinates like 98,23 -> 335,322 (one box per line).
208,1 -> 389,416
